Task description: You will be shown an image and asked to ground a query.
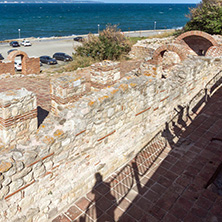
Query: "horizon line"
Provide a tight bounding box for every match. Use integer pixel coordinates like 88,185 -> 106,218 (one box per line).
0,2 -> 199,4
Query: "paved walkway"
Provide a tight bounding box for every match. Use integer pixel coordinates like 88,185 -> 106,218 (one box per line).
53,86 -> 222,222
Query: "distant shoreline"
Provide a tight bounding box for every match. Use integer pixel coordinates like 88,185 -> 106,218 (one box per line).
0,3 -> 197,4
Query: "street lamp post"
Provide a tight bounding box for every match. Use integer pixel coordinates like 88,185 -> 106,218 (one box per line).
18,29 -> 21,39
154,21 -> 156,30
98,24 -> 100,34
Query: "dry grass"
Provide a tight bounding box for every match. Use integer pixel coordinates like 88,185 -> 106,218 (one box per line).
57,55 -> 96,72
128,30 -> 176,45
146,30 -> 176,39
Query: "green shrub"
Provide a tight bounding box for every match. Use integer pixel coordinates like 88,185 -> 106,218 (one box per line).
76,25 -> 131,61
184,0 -> 222,34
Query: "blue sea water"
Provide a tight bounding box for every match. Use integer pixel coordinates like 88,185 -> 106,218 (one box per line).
0,3 -> 196,41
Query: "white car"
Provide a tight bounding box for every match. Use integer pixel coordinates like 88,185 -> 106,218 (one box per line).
14,61 -> 22,71
21,40 -> 32,47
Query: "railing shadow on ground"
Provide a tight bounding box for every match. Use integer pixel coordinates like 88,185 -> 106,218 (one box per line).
76,73 -> 222,222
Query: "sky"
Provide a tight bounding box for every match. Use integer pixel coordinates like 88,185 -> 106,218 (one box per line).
101,0 -> 201,3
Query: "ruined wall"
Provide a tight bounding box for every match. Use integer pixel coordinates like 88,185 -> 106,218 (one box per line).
129,36 -> 174,59
0,61 -> 14,75
51,61 -> 123,115
24,57 -> 41,75
0,88 -> 37,146
0,55 -> 221,222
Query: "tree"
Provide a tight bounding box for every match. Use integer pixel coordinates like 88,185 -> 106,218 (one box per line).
183,0 -> 222,34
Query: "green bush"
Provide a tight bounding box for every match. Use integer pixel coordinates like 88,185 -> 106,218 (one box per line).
76,25 -> 131,61
184,0 -> 222,34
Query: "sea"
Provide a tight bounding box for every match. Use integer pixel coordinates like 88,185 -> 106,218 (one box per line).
0,3 -> 196,41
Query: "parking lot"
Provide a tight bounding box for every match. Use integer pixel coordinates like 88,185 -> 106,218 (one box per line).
0,37 -> 82,68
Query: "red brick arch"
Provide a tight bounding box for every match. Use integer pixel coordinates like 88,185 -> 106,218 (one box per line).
7,50 -> 29,62
7,50 -> 29,75
152,44 -> 188,66
175,31 -> 218,56
206,46 -> 222,57
6,50 -> 40,75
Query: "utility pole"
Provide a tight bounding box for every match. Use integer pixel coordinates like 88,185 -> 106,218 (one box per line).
18,29 -> 21,39
98,24 -> 100,34
154,21 -> 156,30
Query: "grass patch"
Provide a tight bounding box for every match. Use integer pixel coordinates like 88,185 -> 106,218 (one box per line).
127,37 -> 147,45
146,30 -> 176,39
57,55 -> 96,72
127,30 -> 176,44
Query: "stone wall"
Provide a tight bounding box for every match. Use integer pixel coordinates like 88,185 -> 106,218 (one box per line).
0,88 -> 37,146
0,55 -> 221,222
24,57 -> 40,75
51,60 -> 127,115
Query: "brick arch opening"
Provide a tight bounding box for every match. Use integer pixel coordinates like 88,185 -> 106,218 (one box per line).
175,31 -> 218,56
7,51 -> 29,75
152,44 -> 188,66
152,44 -> 188,78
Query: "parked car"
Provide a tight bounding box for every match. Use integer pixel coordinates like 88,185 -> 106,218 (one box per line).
21,40 -> 32,47
7,49 -> 18,54
73,36 -> 84,42
14,61 -> 22,71
53,52 -> 73,62
40,56 -> 57,65
0,53 -> 4,60
9,41 -> 20,47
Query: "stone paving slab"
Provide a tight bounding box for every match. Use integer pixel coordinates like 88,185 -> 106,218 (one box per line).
52,87 -> 222,222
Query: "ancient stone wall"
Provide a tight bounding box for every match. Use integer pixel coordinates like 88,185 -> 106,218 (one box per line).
0,55 -> 221,222
51,61 -> 124,115
0,61 -> 14,75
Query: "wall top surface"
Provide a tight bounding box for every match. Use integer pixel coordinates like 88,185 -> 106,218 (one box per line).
0,88 -> 34,106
